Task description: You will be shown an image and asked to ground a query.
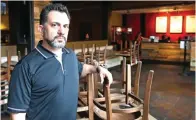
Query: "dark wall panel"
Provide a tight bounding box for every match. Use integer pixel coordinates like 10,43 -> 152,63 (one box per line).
140,13 -> 146,37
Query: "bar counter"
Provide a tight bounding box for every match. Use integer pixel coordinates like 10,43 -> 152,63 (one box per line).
141,42 -> 190,62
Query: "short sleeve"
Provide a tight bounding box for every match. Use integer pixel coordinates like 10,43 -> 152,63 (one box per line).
7,62 -> 31,113
69,48 -> 83,77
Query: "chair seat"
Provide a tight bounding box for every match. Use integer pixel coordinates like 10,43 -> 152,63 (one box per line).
94,102 -> 141,120
94,100 -> 157,120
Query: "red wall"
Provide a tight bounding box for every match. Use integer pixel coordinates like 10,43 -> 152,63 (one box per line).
126,14 -> 141,41
126,10 -> 195,42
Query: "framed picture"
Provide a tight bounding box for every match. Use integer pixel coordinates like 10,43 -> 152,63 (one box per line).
170,16 -> 183,33
1,2 -> 7,15
156,16 -> 167,33
186,15 -> 195,33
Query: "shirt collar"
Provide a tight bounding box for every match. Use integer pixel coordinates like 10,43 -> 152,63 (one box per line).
35,40 -> 70,59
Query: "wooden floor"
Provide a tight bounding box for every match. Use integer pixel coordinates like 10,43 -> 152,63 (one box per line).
1,63 -> 195,120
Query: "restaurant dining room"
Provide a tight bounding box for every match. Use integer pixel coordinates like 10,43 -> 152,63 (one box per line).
1,1 -> 195,120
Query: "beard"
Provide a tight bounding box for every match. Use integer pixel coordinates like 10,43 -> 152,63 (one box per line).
46,36 -> 67,49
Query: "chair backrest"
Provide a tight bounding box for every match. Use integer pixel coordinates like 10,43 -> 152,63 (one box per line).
95,44 -> 107,66
143,70 -> 154,120
128,41 -> 141,66
103,69 -> 154,120
135,41 -> 141,61
133,61 -> 142,98
77,73 -> 94,120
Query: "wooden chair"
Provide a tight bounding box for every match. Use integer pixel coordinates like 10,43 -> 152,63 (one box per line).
77,44 -> 86,63
134,41 -> 141,61
77,73 -> 94,120
1,51 -> 11,82
1,51 -> 11,113
77,44 -> 96,64
79,44 -> 96,92
93,68 -> 155,120
99,44 -> 107,66
117,41 -> 138,66
129,41 -> 138,66
97,57 -> 142,98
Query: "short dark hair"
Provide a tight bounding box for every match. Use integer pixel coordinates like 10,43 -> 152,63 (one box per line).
39,3 -> 70,25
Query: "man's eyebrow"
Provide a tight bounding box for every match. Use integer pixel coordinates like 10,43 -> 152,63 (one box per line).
51,22 -> 69,26
52,22 -> 60,25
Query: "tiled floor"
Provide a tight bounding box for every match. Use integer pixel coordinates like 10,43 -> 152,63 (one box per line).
1,63 -> 195,120
110,63 -> 195,120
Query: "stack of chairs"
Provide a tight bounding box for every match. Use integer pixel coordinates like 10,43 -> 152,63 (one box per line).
75,40 -> 155,119
1,51 -> 11,113
118,40 -> 141,66
1,48 -> 26,114
91,41 -> 155,119
94,44 -> 108,67
77,43 -> 108,119
76,43 -> 108,95
93,67 -> 155,120
96,57 -> 142,100
77,44 -> 95,64
76,44 -> 108,65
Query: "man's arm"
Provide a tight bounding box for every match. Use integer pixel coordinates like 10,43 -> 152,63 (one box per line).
80,64 -> 97,78
7,62 -> 31,120
10,113 -> 26,120
80,64 -> 113,85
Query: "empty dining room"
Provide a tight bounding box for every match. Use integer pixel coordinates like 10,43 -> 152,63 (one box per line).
1,1 -> 195,120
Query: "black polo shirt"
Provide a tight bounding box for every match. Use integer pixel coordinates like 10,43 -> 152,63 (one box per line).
7,40 -> 83,120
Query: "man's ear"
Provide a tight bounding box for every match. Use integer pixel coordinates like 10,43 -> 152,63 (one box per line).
38,25 -> 44,36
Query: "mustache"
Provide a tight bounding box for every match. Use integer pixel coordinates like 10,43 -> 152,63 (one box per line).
54,36 -> 66,40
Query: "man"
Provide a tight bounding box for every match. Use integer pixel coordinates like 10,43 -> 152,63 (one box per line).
7,3 -> 113,120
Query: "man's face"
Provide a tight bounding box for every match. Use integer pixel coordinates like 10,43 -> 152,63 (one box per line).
41,10 -> 70,48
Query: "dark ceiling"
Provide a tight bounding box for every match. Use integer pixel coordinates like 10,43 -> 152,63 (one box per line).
53,1 -> 195,11
111,1 -> 195,10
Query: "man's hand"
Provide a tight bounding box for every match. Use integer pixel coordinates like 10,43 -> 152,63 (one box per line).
97,66 -> 113,86
80,62 -> 113,86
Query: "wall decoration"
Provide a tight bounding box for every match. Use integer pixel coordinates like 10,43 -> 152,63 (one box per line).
1,2 -> 7,15
156,16 -> 167,33
170,16 -> 183,33
186,15 -> 195,33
